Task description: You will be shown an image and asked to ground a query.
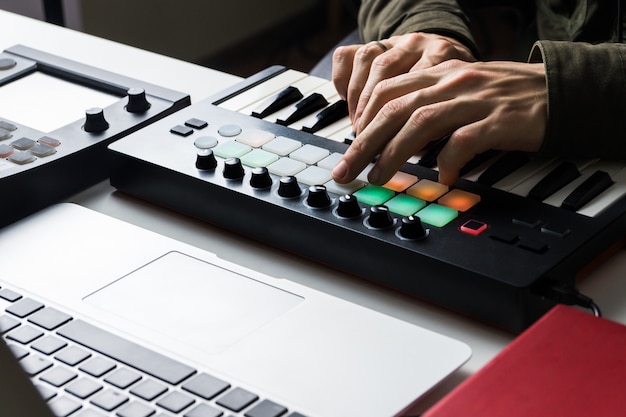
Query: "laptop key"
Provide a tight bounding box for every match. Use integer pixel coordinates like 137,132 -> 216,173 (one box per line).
58,319 -> 196,385
104,367 -> 142,389
28,306 -> 72,330
20,354 -> 53,375
0,314 -> 20,333
55,345 -> 92,366
184,403 -> 224,417
182,372 -> 230,400
49,395 -> 82,417
245,399 -> 288,417
130,379 -> 168,401
65,377 -> 104,399
156,391 -> 195,413
79,356 -> 116,377
6,325 -> 44,344
5,297 -> 44,317
90,389 -> 129,411
217,387 -> 259,412
116,401 -> 156,417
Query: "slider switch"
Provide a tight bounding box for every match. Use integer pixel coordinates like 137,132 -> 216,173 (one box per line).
398,216 -> 428,240
126,88 -> 152,113
83,107 -> 109,132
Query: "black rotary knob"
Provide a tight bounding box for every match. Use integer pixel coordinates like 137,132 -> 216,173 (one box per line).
126,88 -> 151,113
195,149 -> 217,170
83,107 -> 109,132
223,157 -> 245,180
277,176 -> 302,198
367,205 -> 394,229
250,167 -> 272,189
336,194 -> 361,218
398,215 -> 428,240
306,185 -> 331,208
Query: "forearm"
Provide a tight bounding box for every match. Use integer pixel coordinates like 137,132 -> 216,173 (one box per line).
529,41 -> 626,158
358,0 -> 479,56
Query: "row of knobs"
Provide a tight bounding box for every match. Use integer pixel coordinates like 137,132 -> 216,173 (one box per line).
196,153 -> 428,240
83,88 -> 151,132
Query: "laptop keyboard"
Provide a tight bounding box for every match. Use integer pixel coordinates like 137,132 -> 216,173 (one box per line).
0,285 -> 307,417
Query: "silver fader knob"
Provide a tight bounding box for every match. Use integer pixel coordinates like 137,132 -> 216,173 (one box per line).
126,88 -> 152,113
83,107 -> 109,132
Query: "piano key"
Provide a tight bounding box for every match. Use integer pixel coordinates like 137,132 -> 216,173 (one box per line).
418,135 -> 451,168
251,86 -> 303,118
577,166 -> 626,217
492,157 -> 556,192
324,124 -> 354,143
561,170 -> 614,211
284,83 -> 341,130
243,75 -> 328,119
506,158 -> 597,197
302,100 -> 349,133
275,93 -> 328,126
218,69 -> 308,112
475,151 -> 530,186
527,161 -> 581,201
459,150 -> 500,179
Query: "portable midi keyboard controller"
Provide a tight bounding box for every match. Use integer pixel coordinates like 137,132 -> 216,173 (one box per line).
0,45 -> 190,227
109,66 -> 626,331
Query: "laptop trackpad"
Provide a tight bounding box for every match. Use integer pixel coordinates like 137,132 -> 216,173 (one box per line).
84,251 -> 303,353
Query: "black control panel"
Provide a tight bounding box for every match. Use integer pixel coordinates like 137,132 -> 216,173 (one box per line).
108,66 -> 626,331
0,45 -> 190,227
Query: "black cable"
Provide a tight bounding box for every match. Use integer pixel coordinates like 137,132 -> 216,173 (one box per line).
542,282 -> 602,317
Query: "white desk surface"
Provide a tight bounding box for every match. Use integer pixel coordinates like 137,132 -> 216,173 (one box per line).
3,8 -> 626,415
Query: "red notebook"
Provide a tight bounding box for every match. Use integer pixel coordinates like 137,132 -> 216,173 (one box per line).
423,305 -> 626,417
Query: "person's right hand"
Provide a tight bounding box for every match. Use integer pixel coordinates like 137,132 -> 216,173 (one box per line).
331,32 -> 476,130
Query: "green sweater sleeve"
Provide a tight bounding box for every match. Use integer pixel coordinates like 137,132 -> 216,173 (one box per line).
358,0 -> 479,56
529,41 -> 626,159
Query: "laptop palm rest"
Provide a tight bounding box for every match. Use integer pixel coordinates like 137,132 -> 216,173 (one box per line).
84,251 -> 303,354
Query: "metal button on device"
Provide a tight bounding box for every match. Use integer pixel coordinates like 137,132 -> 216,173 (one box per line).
306,185 -> 331,208
277,176 -> 301,198
222,157 -> 244,180
250,167 -> 272,189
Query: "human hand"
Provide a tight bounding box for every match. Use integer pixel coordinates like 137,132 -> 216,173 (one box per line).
332,32 -> 476,129
331,59 -> 548,186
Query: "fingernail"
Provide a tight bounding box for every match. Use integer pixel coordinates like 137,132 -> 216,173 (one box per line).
333,159 -> 348,180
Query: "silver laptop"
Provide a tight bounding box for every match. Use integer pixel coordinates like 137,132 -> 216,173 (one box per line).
0,203 -> 471,417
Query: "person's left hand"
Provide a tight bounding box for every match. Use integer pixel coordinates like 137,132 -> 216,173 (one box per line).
332,59 -> 548,186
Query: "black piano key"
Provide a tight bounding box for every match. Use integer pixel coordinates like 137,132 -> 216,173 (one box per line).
418,135 -> 451,168
476,151 -> 530,186
276,93 -> 328,126
301,100 -> 349,133
459,149 -> 500,177
251,86 -> 303,118
528,161 -> 581,201
561,170 -> 614,211
57,319 -> 196,385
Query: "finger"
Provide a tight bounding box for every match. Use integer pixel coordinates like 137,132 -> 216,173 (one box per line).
436,119 -> 495,186
352,46 -> 421,126
369,95 -> 488,185
345,42 -> 389,122
355,69 -> 442,135
332,44 -> 360,101
332,94 -> 414,184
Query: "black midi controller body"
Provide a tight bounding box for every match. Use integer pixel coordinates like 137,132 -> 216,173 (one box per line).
108,66 -> 626,331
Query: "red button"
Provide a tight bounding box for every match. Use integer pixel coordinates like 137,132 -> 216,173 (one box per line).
460,219 -> 488,236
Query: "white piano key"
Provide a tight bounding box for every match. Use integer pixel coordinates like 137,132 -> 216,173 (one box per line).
218,69 -> 308,112
313,117 -> 353,142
